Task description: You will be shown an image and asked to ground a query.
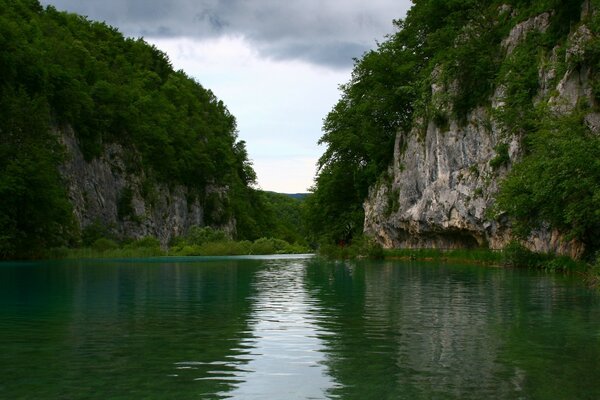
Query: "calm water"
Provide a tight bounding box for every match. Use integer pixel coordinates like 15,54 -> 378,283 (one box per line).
1,256 -> 599,399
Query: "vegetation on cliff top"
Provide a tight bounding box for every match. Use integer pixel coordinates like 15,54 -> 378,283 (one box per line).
0,0 -> 307,259
306,0 -> 599,261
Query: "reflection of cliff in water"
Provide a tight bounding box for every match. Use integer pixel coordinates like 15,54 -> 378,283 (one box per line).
2,258 -> 600,399
0,259 -> 262,398
303,260 -> 600,399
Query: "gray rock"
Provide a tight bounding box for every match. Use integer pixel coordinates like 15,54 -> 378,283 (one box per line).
364,16 -> 593,259
58,126 -> 233,246
502,12 -> 551,55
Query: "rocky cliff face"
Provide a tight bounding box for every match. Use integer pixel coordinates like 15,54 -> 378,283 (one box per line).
59,126 -> 233,245
364,5 -> 595,258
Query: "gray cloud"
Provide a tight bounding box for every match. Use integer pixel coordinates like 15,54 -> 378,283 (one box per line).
40,0 -> 410,68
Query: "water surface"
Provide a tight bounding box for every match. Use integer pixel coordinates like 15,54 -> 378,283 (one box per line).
1,256 -> 599,399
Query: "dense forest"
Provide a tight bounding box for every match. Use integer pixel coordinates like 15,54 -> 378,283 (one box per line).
306,0 -> 600,259
0,0 -> 306,259
4,0 -> 600,260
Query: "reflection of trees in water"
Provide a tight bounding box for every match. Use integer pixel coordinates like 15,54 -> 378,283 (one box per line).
303,260 -> 600,399
2,259 -> 599,399
3,260 -> 262,399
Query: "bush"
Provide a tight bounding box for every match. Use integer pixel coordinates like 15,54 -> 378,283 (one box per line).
168,237 -> 307,256
251,237 -> 290,254
317,235 -> 383,260
92,238 -> 119,252
183,226 -> 228,246
489,143 -> 510,170
81,221 -> 115,246
46,246 -> 69,259
589,253 -> 600,285
127,236 -> 161,249
502,241 -> 543,268
501,241 -> 586,272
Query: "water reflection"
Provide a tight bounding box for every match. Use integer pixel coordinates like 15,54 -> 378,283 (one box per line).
304,260 -> 600,399
222,260 -> 337,399
0,259 -> 261,399
1,257 -> 599,399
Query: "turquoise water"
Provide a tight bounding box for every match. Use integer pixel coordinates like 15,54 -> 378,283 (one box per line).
1,256 -> 599,399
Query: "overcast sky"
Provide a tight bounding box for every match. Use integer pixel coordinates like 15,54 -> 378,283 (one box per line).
40,0 -> 411,193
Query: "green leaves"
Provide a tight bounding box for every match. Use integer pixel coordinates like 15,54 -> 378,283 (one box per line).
496,112 -> 600,252
309,0 -> 597,250
0,0 -> 262,257
0,88 -> 75,258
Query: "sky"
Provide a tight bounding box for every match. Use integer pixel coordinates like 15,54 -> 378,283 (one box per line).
40,0 -> 412,193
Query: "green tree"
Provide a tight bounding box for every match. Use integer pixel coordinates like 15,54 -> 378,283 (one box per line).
0,0 -> 264,257
496,113 -> 600,255
0,88 -> 75,258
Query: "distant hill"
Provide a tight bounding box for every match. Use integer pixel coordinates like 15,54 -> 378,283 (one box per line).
281,193 -> 310,200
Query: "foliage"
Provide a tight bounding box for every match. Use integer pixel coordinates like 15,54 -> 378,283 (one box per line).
81,221 -> 116,246
64,245 -> 165,259
496,112 -> 600,254
308,0 -> 595,252
317,236 -> 384,260
384,248 -> 503,264
258,192 -> 308,245
92,238 -> 119,252
126,236 -> 161,249
489,143 -> 510,170
501,241 -> 588,272
307,1 -> 508,244
0,87 -> 75,258
490,2 -> 600,258
588,252 -> 600,287
0,0 -> 263,258
169,226 -> 309,256
117,187 -> 135,220
170,236 -> 308,256
176,226 -> 229,246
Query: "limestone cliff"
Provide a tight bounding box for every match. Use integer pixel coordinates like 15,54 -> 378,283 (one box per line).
364,4 -> 596,258
59,126 -> 233,246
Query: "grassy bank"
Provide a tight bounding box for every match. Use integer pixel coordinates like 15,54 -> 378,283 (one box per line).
384,248 -> 503,265
48,227 -> 311,259
317,238 -> 598,282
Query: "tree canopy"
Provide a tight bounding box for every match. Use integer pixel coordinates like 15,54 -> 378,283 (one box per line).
306,0 -> 594,255
0,0 -> 268,258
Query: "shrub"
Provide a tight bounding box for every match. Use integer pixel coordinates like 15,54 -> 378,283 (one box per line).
251,237 -> 288,255
117,188 -> 135,220
127,236 -> 161,249
92,238 -> 119,252
317,235 -> 383,259
501,241 -> 586,272
185,226 -> 228,246
81,221 -> 115,246
501,241 -> 543,268
489,142 -> 510,170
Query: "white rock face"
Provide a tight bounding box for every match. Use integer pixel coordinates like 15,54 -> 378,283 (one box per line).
58,126 -> 233,245
364,12 -> 594,258
364,108 -> 512,250
502,12 -> 551,54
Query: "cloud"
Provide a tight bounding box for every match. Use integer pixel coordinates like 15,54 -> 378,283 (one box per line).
40,0 -> 410,68
38,0 -> 412,192
150,36 -> 348,192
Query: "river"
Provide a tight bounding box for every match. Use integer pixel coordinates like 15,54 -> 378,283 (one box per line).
1,255 -> 599,399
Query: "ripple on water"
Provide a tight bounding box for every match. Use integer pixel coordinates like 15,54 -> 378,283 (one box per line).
1,258 -> 600,399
